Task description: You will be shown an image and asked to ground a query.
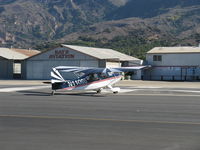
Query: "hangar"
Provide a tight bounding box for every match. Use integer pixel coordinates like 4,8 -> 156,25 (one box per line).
24,44 -> 142,80
0,48 -> 40,79
145,47 -> 200,81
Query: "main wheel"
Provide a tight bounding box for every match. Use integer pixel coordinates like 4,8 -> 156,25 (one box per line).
96,89 -> 102,94
113,91 -> 119,94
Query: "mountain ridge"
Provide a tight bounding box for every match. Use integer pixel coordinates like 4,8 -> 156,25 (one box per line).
0,0 -> 200,58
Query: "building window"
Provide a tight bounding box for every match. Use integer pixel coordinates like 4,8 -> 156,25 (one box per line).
153,55 -> 162,61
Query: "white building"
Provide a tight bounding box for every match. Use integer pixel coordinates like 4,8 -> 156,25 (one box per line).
24,45 -> 142,80
145,47 -> 200,81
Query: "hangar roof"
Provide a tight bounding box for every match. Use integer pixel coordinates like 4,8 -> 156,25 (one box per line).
62,44 -> 140,61
11,48 -> 40,57
147,47 -> 200,54
0,48 -> 40,60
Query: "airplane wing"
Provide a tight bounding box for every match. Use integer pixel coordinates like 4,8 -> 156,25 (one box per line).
51,66 -> 149,84
110,66 -> 149,72
54,66 -> 106,74
51,66 -> 109,84
53,66 -> 149,76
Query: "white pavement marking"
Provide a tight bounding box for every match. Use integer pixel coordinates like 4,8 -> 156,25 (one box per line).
122,86 -> 165,89
0,86 -> 50,92
123,86 -> 200,93
167,89 -> 200,93
119,89 -> 137,93
101,89 -> 137,93
140,88 -> 200,93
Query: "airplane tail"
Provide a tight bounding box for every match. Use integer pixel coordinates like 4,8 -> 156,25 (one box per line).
51,68 -> 66,90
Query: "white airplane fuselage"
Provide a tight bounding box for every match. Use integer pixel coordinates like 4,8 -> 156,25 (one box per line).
63,75 -> 122,91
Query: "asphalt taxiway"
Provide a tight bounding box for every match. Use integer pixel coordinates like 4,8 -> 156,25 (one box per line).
0,80 -> 200,150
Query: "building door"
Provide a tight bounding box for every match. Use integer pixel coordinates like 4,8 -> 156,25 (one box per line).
13,60 -> 21,79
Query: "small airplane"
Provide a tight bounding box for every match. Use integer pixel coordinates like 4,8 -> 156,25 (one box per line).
51,66 -> 147,95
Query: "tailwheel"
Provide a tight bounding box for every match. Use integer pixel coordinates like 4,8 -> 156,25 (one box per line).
112,87 -> 120,94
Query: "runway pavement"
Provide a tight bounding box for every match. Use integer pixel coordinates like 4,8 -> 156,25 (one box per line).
1,80 -> 200,150
0,80 -> 200,96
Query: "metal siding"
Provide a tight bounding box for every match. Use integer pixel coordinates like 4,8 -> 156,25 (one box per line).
0,59 -> 8,79
7,60 -> 13,79
26,60 -> 80,79
26,61 -> 42,79
132,70 -> 142,80
21,61 -> 26,79
80,60 -> 98,67
29,47 -> 96,61
144,66 -> 200,81
147,53 -> 200,66
26,47 -> 101,79
163,54 -> 200,66
98,60 -> 106,68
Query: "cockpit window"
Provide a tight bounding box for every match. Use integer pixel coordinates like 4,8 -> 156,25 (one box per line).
74,72 -> 85,78
59,71 -> 77,80
108,72 -> 114,76
87,73 -> 98,81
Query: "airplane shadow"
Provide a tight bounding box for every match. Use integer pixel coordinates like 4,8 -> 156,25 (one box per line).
54,92 -> 108,97
18,91 -> 52,96
18,90 -> 108,97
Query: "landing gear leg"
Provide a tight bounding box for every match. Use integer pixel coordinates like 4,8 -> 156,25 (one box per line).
51,90 -> 55,96
96,88 -> 102,94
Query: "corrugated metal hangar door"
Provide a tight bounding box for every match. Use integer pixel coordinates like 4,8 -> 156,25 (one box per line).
80,61 -> 98,67
0,58 -> 13,79
26,60 -> 80,79
25,47 -> 99,79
